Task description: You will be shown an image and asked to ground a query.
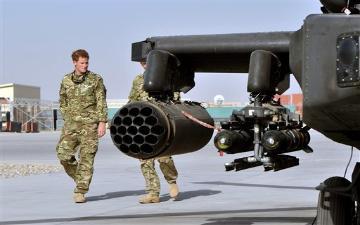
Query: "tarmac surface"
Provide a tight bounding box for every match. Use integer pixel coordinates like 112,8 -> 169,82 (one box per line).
0,130 -> 358,225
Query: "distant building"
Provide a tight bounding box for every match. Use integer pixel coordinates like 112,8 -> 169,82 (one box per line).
275,93 -> 303,115
0,83 -> 41,132
0,83 -> 40,100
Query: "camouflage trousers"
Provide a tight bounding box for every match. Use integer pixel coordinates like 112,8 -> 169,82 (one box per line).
140,156 -> 178,196
56,122 -> 98,194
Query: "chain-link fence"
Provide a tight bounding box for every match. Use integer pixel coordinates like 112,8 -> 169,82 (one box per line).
0,98 -> 61,132
0,98 -> 129,132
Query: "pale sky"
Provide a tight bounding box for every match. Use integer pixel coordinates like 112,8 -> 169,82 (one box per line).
0,0 -> 322,103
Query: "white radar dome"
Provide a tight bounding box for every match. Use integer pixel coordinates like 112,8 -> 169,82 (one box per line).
214,95 -> 225,105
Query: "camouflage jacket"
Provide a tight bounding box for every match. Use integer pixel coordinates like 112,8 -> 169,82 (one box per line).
128,74 -> 180,102
59,71 -> 108,123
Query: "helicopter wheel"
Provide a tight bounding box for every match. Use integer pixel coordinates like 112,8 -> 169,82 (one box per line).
316,176 -> 355,225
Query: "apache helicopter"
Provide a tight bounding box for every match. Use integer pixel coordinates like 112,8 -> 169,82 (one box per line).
110,0 -> 360,224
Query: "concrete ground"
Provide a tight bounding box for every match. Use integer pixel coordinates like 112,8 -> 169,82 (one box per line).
0,130 -> 358,225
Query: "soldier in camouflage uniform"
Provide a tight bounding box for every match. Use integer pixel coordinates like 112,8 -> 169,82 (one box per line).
128,61 -> 180,204
56,49 -> 108,203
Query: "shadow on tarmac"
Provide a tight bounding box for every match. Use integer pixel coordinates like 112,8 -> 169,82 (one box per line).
87,190 -> 145,202
86,189 -> 221,202
0,207 -> 317,225
202,216 -> 315,225
160,189 -> 222,201
193,181 -> 315,190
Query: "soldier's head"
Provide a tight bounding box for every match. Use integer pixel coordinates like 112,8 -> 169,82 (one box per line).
140,59 -> 147,70
72,49 -> 89,75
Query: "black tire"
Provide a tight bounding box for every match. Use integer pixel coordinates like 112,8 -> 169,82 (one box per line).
316,176 -> 355,225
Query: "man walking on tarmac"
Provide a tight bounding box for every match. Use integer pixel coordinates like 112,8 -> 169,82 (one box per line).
56,49 -> 108,203
128,60 -> 180,204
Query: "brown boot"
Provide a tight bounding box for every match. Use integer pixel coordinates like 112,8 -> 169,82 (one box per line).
73,193 -> 86,203
169,183 -> 179,200
138,194 -> 160,204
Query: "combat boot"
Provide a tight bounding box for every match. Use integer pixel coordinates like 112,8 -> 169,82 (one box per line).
73,193 -> 86,203
138,194 -> 160,204
169,183 -> 179,200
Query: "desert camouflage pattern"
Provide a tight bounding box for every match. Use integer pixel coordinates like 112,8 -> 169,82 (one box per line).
128,74 -> 180,102
140,157 -> 178,196
129,74 -> 179,196
56,71 -> 107,194
57,122 -> 98,193
59,71 -> 108,123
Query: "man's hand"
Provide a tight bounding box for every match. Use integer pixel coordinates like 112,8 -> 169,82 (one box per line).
98,122 -> 106,138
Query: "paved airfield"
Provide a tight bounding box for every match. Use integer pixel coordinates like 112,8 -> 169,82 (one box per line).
0,130 -> 358,225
